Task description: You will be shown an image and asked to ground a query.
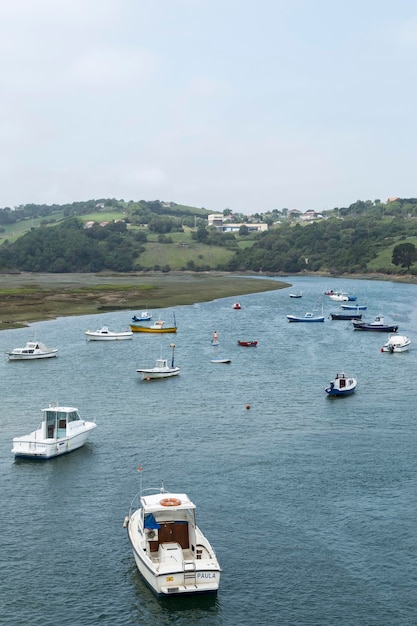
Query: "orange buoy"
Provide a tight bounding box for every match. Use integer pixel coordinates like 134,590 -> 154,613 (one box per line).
160,497 -> 181,507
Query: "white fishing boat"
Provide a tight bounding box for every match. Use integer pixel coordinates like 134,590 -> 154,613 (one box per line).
137,343 -> 180,379
124,483 -> 221,596
380,334 -> 411,353
7,341 -> 58,361
85,325 -> 133,340
12,404 -> 97,459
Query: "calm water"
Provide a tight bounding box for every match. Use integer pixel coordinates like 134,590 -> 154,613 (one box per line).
1,276 -> 417,626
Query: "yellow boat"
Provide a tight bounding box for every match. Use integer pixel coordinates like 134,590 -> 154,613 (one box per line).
130,319 -> 177,334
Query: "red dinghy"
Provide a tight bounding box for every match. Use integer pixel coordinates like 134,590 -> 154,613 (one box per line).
237,340 -> 258,347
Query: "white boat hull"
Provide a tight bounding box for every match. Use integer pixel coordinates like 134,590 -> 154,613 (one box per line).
85,325 -> 133,340
381,335 -> 410,353
137,368 -> 180,379
12,405 -> 97,459
127,507 -> 220,596
12,423 -> 96,459
8,351 -> 58,360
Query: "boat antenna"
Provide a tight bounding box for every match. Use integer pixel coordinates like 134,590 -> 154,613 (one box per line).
170,342 -> 175,368
137,464 -> 143,495
173,311 -> 176,328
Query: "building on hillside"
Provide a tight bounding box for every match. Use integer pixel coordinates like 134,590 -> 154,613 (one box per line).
299,210 -> 324,221
208,213 -> 267,233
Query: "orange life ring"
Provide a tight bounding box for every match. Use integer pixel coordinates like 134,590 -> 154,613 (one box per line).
160,497 -> 181,507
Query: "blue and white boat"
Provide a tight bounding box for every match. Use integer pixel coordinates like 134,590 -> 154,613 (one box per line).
325,373 -> 357,396
132,311 -> 152,322
341,304 -> 367,310
287,312 -> 325,323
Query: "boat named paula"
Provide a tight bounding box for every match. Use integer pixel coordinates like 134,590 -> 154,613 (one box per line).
12,404 -> 97,459
124,485 -> 221,596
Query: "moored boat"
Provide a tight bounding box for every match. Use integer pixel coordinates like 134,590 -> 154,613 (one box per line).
7,341 -> 58,361
232,302 -> 241,309
289,291 -> 302,298
210,357 -> 232,363
130,319 -> 177,333
137,343 -> 180,379
325,373 -> 357,396
85,325 -> 133,340
329,292 -> 349,301
12,404 -> 97,459
330,312 -> 362,320
341,304 -> 367,310
381,334 -> 410,353
352,315 -> 398,332
132,311 -> 152,322
237,340 -> 258,347
287,312 -> 325,322
124,484 -> 221,596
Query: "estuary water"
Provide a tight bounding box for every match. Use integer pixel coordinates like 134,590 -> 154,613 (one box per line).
1,275 -> 417,626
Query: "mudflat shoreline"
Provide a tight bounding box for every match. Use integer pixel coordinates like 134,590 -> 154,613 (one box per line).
0,271 -> 288,329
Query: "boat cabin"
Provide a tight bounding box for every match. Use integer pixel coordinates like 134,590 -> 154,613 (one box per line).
44,407 -> 81,439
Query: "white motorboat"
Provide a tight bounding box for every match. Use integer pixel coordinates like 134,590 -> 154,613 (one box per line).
381,334 -> 411,353
329,292 -> 349,301
7,341 -> 58,361
12,404 -> 97,459
137,343 -> 180,379
85,325 -> 133,340
124,484 -> 221,596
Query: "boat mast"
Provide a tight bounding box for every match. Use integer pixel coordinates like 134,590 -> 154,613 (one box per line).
170,343 -> 176,368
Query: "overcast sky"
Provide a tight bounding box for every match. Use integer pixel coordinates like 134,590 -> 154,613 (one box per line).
1,0 -> 416,214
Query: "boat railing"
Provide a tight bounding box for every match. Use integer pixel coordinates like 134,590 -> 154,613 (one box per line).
129,486 -> 168,516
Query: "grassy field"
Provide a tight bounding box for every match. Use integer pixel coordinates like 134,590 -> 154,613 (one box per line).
0,271 -> 287,329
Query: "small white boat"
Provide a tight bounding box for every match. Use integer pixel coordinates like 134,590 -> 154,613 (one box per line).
325,373 -> 357,396
85,325 -> 133,340
289,291 -> 302,298
124,484 -> 221,596
12,404 -> 97,459
7,341 -> 58,361
137,343 -> 180,379
210,357 -> 231,364
329,292 -> 349,301
381,334 -> 411,353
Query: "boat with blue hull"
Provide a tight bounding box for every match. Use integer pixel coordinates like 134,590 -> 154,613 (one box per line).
330,312 -> 362,320
325,373 -> 357,396
352,315 -> 398,332
287,312 -> 325,322
341,304 -> 367,310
